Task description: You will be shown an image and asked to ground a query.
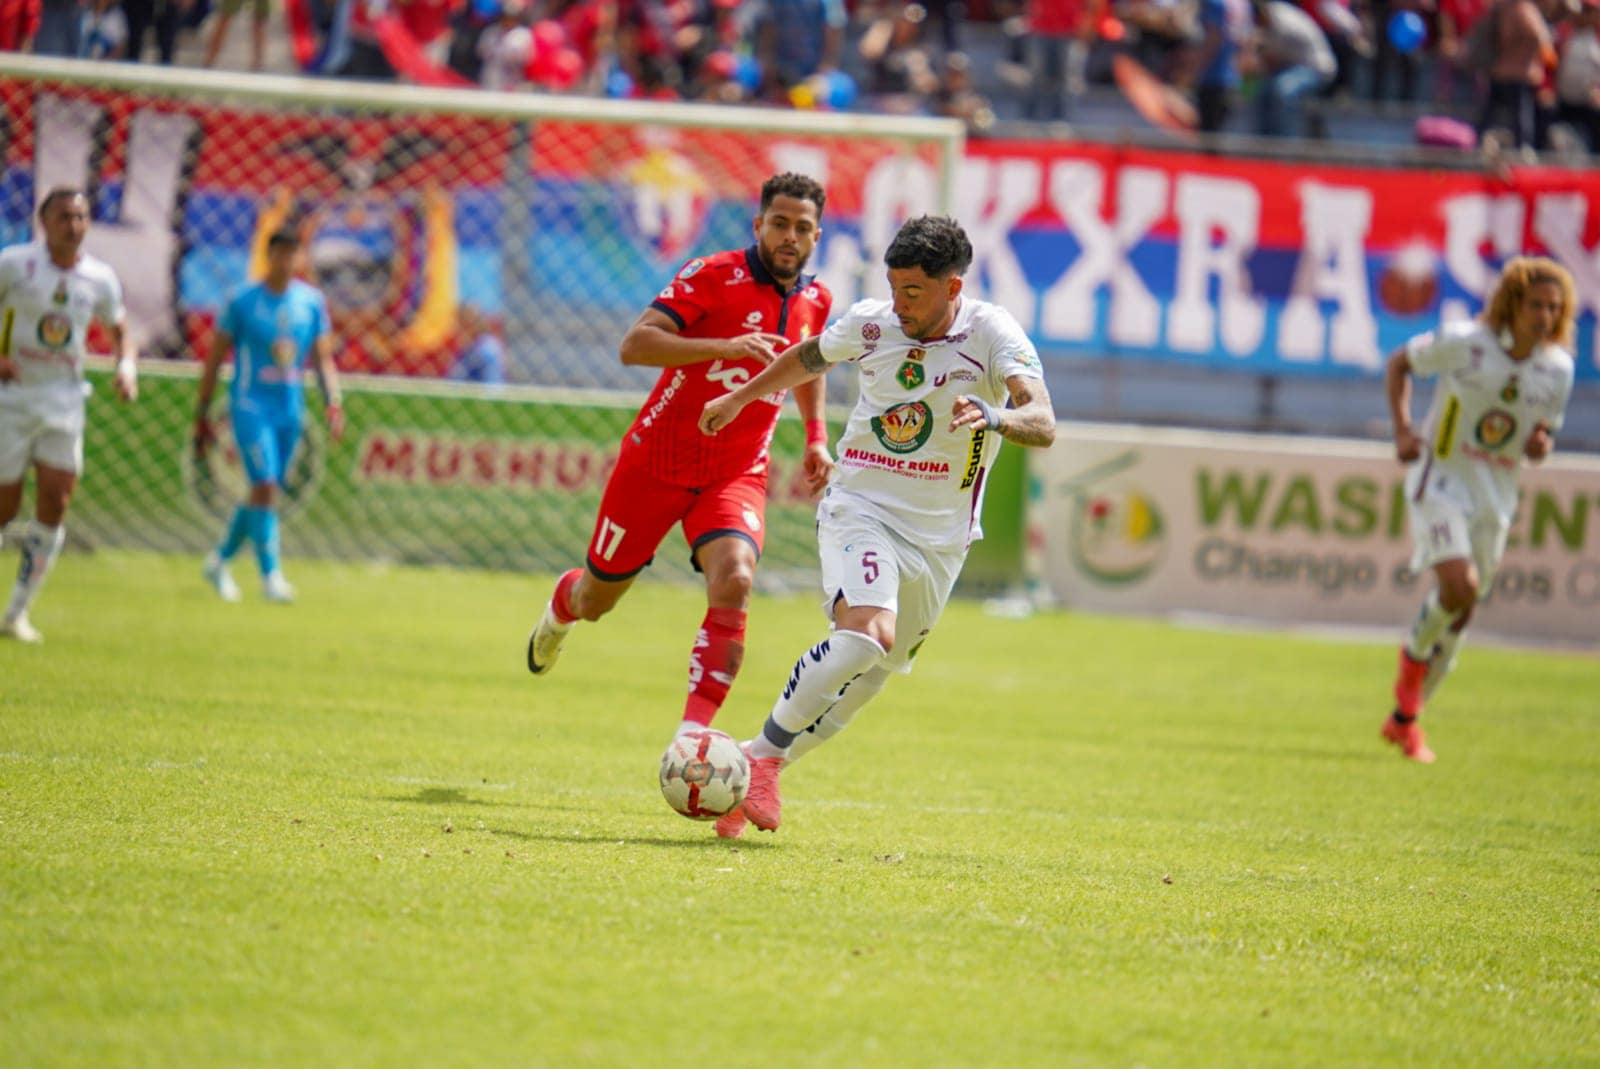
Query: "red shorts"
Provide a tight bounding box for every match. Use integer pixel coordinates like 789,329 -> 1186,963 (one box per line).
585,443 -> 769,581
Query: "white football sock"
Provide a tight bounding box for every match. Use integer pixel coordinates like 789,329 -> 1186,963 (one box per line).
1423,627 -> 1466,700
6,521 -> 64,621
750,629 -> 887,759
1405,590 -> 1458,660
785,665 -> 892,765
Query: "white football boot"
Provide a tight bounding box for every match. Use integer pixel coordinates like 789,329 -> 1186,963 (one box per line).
202,553 -> 242,603
525,601 -> 571,675
262,571 -> 296,603
1,612 -> 43,643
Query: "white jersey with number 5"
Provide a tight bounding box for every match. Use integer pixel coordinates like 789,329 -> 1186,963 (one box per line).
1407,320 -> 1574,524
0,242 -> 125,391
817,296 -> 1043,552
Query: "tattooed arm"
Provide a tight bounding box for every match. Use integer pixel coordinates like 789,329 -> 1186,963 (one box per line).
700,336 -> 829,436
950,375 -> 1056,447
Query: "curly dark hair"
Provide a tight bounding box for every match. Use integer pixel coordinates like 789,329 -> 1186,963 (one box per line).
884,215 -> 973,278
760,172 -> 826,217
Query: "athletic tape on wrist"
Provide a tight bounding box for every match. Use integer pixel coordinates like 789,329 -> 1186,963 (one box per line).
968,396 -> 1002,430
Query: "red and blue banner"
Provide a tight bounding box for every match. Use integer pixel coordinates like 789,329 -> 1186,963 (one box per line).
956,139 -> 1600,381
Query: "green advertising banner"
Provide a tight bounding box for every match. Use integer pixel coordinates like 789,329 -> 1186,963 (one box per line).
72,363 -> 1027,592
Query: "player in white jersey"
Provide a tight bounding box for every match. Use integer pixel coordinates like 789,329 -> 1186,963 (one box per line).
0,188 -> 136,643
698,215 -> 1056,836
1382,256 -> 1576,763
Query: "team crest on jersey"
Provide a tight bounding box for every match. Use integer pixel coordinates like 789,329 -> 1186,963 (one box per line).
679,259 -> 704,279
870,400 -> 933,454
271,337 -> 298,366
1500,375 -> 1519,403
896,361 -> 925,390
51,279 -> 68,306
862,323 -> 881,341
1475,409 -> 1516,449
36,312 -> 72,349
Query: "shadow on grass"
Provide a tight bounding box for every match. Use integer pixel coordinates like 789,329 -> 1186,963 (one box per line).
488,826 -> 775,850
384,787 -> 504,807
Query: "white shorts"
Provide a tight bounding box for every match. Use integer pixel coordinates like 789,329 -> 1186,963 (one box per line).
0,382 -> 86,482
816,491 -> 965,674
1405,459 -> 1509,593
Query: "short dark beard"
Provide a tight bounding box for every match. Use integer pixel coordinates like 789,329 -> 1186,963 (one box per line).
757,242 -> 807,288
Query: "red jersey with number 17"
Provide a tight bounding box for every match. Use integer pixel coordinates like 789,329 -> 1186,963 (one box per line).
624,246 -> 832,488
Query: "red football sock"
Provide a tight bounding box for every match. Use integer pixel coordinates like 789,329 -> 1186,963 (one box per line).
550,568 -> 582,625
683,607 -> 747,727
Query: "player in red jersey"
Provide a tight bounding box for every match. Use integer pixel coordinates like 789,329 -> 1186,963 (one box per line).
526,172 -> 834,738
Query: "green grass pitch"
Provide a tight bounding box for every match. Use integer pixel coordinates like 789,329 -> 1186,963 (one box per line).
2,550 -> 1597,1067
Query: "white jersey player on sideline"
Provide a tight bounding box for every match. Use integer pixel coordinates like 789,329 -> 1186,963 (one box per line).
698,214 -> 1057,837
0,187 -> 136,643
1382,256 -> 1576,763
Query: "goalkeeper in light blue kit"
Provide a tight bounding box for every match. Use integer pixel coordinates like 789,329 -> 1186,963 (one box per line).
194,227 -> 342,603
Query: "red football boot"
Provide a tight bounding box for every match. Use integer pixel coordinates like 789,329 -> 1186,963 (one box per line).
1381,716 -> 1437,764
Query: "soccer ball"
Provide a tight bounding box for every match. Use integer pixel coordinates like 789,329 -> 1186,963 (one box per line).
659,729 -> 749,820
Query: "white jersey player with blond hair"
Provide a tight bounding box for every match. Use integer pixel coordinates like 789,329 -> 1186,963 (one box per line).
0,187 -> 136,643
1382,256 -> 1576,763
698,214 -> 1056,837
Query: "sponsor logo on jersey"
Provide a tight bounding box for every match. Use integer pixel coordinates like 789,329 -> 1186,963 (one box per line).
934,369 -> 978,388
1499,375 -> 1519,403
271,337 -> 298,366
679,259 -> 704,279
51,279 -> 68,306
870,400 -> 933,454
1434,395 -> 1461,458
803,286 -> 818,300
1475,409 -> 1516,449
743,310 -> 763,328
959,428 -> 986,489
36,312 -> 72,349
896,361 -> 925,390
862,323 -> 881,341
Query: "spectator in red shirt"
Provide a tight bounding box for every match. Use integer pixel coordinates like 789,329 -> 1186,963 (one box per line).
1437,0 -> 1488,102
1024,0 -> 1095,120
0,0 -> 41,50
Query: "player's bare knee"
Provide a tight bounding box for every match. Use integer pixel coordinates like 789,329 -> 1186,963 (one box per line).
0,483 -> 21,526
866,620 -> 895,653
704,567 -> 754,608
1438,580 -> 1477,616
34,489 -> 71,525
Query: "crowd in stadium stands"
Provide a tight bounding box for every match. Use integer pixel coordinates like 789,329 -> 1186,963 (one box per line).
0,0 -> 1595,152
